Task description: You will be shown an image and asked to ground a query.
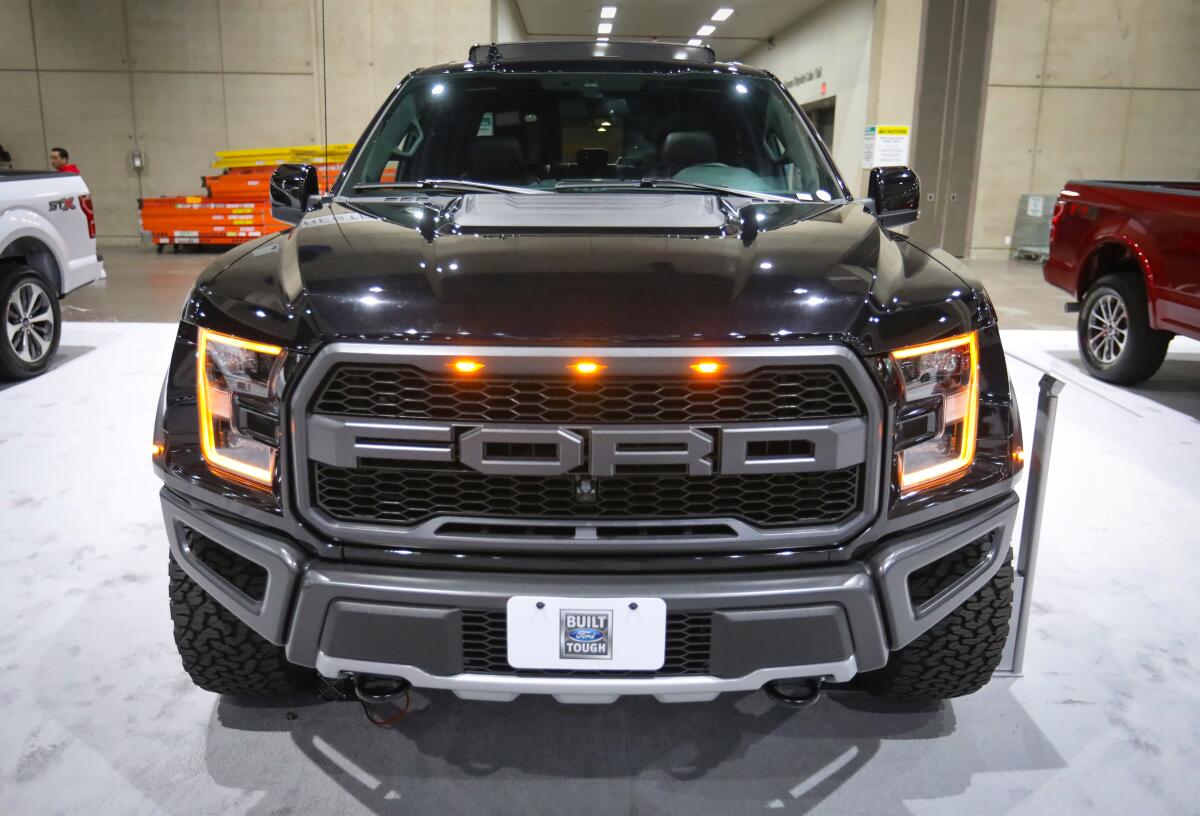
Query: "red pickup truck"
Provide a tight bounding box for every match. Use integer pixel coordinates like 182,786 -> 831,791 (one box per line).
1044,180 -> 1200,384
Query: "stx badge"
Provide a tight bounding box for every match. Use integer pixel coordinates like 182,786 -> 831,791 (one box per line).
49,197 -> 76,212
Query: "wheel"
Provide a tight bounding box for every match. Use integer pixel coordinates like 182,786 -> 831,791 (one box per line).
169,553 -> 313,697
0,267 -> 61,380
1077,274 -> 1170,385
855,547 -> 1014,701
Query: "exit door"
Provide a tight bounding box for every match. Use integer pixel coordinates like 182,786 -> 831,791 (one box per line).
801,97 -> 836,153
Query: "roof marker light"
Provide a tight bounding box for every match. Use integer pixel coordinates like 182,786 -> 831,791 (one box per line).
571,360 -> 605,376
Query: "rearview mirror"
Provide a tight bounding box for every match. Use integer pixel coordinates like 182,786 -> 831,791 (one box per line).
865,166 -> 919,228
270,163 -> 321,225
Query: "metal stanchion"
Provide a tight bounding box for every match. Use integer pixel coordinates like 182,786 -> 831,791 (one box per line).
1007,373 -> 1065,676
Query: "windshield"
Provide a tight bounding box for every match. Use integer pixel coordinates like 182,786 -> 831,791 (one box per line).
339,70 -> 844,201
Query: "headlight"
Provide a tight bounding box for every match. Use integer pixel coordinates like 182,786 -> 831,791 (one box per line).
196,328 -> 286,488
891,332 -> 979,491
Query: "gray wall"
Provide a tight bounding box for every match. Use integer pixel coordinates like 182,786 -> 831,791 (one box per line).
741,0 -> 876,196
0,0 -> 492,240
969,0 -> 1200,255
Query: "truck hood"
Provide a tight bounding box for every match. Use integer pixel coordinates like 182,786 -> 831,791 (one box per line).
194,196 -> 984,354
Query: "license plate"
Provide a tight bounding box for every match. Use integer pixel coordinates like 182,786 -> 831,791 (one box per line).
506,596 -> 667,671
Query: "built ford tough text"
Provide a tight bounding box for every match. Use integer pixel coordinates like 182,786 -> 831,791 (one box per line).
153,42 -> 1024,708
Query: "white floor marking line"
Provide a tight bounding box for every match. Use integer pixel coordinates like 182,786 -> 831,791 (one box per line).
789,746 -> 859,800
312,735 -> 382,790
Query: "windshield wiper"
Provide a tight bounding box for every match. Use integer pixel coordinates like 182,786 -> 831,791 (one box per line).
554,179 -> 820,205
352,179 -> 549,196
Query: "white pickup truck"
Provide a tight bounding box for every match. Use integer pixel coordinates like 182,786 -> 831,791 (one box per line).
0,170 -> 105,379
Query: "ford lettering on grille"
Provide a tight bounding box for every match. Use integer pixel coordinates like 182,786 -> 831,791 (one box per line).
306,416 -> 868,476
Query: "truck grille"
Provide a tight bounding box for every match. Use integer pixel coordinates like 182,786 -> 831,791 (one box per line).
462,610 -> 712,676
312,364 -> 862,424
314,462 -> 861,528
292,345 -> 882,552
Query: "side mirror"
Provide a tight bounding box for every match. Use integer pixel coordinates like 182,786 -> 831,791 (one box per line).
866,165 -> 919,228
270,163 -> 321,225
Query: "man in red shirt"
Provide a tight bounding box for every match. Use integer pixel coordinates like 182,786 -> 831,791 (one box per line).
50,147 -> 80,173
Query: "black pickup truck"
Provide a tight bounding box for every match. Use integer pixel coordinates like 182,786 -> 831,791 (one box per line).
153,41 -> 1023,707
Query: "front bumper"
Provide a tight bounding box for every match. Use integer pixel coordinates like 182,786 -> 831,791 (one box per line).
161,487 -> 1018,703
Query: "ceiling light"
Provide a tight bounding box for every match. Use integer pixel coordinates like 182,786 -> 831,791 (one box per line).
598,22 -> 612,34
712,8 -> 734,21
600,5 -> 617,18
596,36 -> 609,41
687,38 -> 702,46
696,24 -> 716,36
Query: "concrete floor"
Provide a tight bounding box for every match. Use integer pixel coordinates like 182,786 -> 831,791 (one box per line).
68,244 -> 1078,330
5,248 -> 1200,814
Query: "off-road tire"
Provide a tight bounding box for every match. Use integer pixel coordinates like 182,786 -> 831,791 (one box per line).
1078,273 -> 1170,385
169,554 -> 313,697
857,548 -> 1014,701
0,266 -> 61,380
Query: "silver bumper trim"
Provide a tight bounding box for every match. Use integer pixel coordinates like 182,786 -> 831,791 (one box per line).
314,653 -> 858,704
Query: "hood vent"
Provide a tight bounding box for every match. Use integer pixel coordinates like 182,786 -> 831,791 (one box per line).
452,193 -> 727,233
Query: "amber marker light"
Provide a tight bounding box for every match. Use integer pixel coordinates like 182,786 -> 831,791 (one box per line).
571,360 -> 605,376
450,359 -> 485,374
151,442 -> 165,457
690,360 -> 725,376
892,331 -> 980,492
196,328 -> 282,488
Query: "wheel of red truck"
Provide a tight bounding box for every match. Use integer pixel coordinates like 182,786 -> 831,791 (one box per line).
0,266 -> 61,381
169,554 -> 314,697
852,547 -> 1013,701
1078,274 -> 1171,385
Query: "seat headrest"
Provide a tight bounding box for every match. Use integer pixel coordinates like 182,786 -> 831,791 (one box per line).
662,131 -> 718,168
470,137 -> 525,181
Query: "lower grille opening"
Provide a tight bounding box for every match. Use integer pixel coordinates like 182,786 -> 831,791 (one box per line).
461,610 -> 712,677
183,527 -> 268,603
313,463 -> 862,529
907,532 -> 994,605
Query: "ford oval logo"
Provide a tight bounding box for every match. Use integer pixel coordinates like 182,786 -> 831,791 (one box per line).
567,627 -> 604,643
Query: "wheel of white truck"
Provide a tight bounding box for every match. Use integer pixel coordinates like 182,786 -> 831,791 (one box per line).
0,266 -> 61,380
1077,273 -> 1171,385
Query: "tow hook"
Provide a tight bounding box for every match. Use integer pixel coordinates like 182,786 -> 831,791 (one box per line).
353,674 -> 413,704
764,678 -> 823,709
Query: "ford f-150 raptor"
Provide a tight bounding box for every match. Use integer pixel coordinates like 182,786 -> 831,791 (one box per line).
153,41 -> 1024,707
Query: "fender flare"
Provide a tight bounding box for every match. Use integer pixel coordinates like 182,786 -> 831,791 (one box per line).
1079,216 -> 1161,324
0,207 -> 71,294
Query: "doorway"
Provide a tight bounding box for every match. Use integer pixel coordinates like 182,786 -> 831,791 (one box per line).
801,97 -> 836,153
